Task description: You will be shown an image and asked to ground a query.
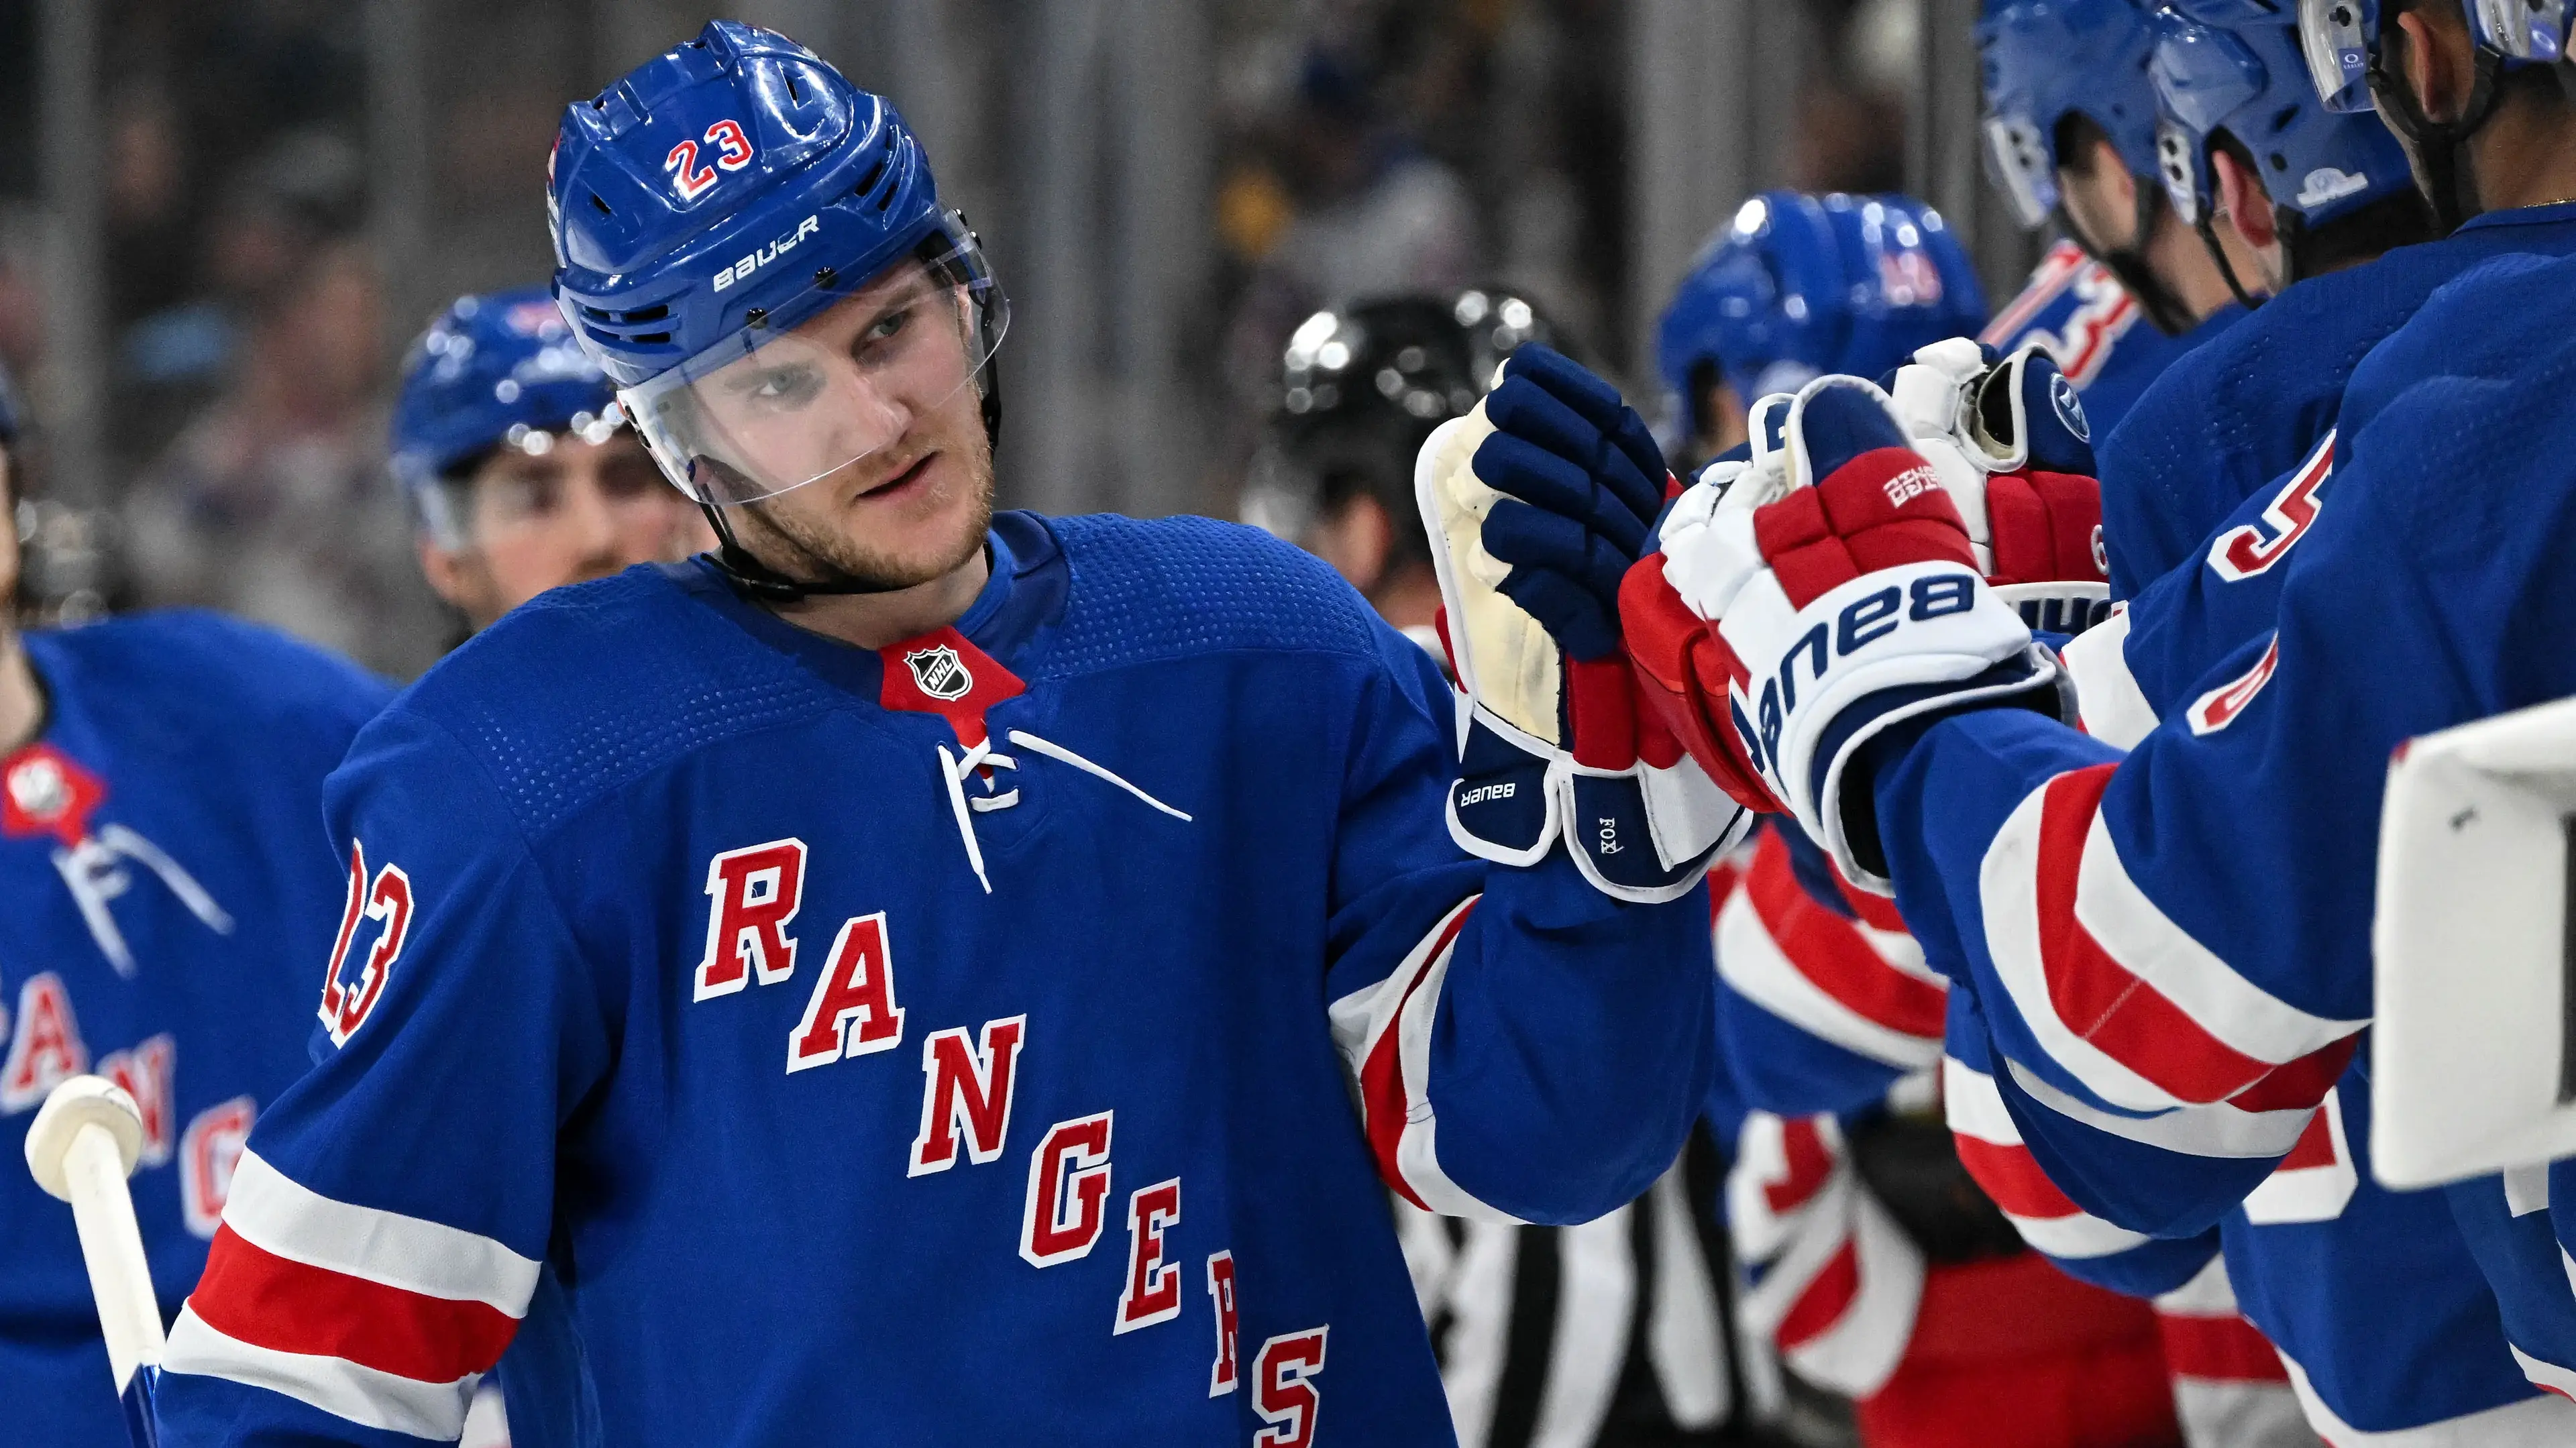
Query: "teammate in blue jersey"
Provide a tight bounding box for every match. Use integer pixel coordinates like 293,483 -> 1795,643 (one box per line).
392,286 -> 712,636
1974,0 -> 2246,439
1656,190 -> 1986,476
149,25 -> 1733,1447
387,293 -> 722,1447
1510,0 -> 2576,1427
2086,2 -> 2431,598
0,362 -> 395,1448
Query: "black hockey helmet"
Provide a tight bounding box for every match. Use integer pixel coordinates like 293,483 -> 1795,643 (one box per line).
1246,288 -> 1561,569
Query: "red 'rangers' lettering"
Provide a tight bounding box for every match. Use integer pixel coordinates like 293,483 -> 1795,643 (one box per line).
1113,1178 -> 1183,1333
908,1015 -> 1026,1176
694,838 -> 806,999
1206,1251 -> 1240,1396
1252,1327 -> 1331,1448
0,972 -> 88,1112
1020,1111 -> 1114,1268
784,912 -> 905,1073
100,1033 -> 176,1166
180,1095 -> 256,1239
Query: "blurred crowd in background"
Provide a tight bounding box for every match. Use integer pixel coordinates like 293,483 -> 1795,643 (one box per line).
0,0 -> 1961,679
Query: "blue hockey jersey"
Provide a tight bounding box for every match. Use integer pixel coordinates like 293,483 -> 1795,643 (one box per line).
0,611 -> 389,1448
1868,249 -> 2576,1421
2095,202 -> 2576,601
149,511 -> 1717,1447
1982,241 -> 2235,446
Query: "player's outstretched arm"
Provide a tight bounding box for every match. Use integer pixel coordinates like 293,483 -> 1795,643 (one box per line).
150,711 -> 608,1447
1322,622 -> 1718,1227
1320,347 -> 1741,1227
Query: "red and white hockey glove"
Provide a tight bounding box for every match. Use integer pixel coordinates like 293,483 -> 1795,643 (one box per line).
1620,375 -> 2072,892
1888,339 -> 2111,636
1419,345 -> 1752,903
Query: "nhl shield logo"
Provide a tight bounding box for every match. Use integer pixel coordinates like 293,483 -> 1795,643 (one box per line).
904,645 -> 974,702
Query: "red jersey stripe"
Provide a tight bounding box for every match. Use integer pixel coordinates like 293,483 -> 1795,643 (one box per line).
190,1225 -> 519,1386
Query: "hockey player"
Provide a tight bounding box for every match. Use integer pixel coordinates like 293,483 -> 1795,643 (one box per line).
2058,2 -> 2430,596
392,285 -> 713,635
1974,0 -> 2247,438
0,361 -> 394,1448
1477,0 -> 2576,1429
1248,289 -> 1558,651
147,24 -> 1737,1446
1254,291 -> 1752,1447
1655,191 -> 1987,475
387,289 -> 722,1446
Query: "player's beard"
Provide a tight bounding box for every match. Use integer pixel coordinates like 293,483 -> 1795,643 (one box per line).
724,423 -> 998,594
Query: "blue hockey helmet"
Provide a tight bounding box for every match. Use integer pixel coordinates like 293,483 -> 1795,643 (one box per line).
1656,191 -> 1986,438
389,286 -> 625,516
2149,5 -> 2415,235
549,20 -> 1007,508
1822,194 -> 1991,381
2296,0 -> 2566,113
1978,0 -> 2167,229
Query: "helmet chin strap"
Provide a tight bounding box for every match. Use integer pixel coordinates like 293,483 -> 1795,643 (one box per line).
2193,211 -> 2267,313
2073,184 -> 2202,336
2369,47 -> 2505,237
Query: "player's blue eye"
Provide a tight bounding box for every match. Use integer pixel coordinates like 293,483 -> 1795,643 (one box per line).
734,364 -> 824,409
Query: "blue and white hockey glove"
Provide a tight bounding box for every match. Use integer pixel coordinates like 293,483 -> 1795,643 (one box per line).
1888,339 -> 2112,636
1417,345 -> 1751,903
1627,374 -> 2073,892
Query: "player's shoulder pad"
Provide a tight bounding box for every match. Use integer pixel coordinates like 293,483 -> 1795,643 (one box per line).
1032,512 -> 1383,679
2357,252 -> 2576,404
381,564 -> 840,838
35,608 -> 394,743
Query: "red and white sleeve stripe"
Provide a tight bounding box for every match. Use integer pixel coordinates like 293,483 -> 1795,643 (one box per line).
1727,1112 -> 1923,1398
2149,1256 -> 2304,1447
1976,764 -> 2365,1123
161,1148 -> 539,1441
1941,1056 -> 2149,1260
1717,830 -> 1948,1070
1328,896 -> 1529,1224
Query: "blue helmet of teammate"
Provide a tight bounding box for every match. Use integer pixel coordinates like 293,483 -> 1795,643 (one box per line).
388,286 -> 625,518
549,20 -> 1008,511
1656,191 -> 1986,441
2149,5 -> 2416,256
2294,0 -> 2569,230
2296,0 -> 2566,113
1977,0 -> 2165,230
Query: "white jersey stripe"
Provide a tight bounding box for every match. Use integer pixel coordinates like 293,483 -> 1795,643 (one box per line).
2285,1349 -> 2576,1444
2061,604 -> 2159,749
1715,888 -> 1944,1070
2006,1058 -> 2314,1160
164,1306 -> 480,1441
223,1149 -> 540,1315
2069,807 -> 2363,1066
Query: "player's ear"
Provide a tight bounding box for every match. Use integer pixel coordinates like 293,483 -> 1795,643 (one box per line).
2210,145 -> 2279,253
2394,7 -> 2475,125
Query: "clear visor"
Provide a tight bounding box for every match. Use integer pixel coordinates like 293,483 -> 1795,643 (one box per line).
623,221 -> 1009,507
2150,18 -> 2263,137
2298,0 -> 2377,111
2469,0 -> 2568,60
1982,115 -> 2058,229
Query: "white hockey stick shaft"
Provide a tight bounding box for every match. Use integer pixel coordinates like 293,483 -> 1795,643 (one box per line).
28,1076 -> 166,1391
65,1120 -> 166,1390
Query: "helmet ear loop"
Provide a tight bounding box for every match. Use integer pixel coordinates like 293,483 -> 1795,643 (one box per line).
2193,210 -> 2267,312
2367,46 -> 2506,235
